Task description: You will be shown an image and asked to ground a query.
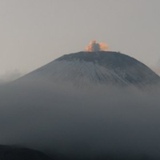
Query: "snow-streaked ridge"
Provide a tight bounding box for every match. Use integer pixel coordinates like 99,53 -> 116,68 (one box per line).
17,51 -> 160,88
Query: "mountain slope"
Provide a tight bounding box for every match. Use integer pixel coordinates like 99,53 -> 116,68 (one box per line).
18,51 -> 160,87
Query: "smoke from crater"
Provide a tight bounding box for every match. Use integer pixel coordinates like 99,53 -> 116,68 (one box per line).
85,40 -> 108,52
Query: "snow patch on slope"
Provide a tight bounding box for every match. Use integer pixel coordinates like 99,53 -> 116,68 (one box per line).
24,59 -> 131,87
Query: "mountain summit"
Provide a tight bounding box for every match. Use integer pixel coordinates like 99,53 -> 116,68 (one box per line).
20,51 -> 160,87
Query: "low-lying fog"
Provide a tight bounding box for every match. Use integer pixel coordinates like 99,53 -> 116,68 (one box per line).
0,79 -> 160,159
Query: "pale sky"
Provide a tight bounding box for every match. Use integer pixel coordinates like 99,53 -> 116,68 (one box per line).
0,0 -> 160,76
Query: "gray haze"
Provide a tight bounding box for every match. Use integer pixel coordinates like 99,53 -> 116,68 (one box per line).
0,70 -> 22,84
0,0 -> 160,76
0,79 -> 160,159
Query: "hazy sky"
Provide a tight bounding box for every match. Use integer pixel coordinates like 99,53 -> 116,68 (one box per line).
0,0 -> 160,75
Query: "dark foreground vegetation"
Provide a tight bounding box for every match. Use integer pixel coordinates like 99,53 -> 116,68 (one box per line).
0,145 -> 52,160
0,145 -> 157,160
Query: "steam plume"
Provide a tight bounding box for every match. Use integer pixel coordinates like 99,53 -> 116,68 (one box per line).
85,40 -> 108,52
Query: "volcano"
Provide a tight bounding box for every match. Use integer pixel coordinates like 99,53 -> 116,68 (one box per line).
1,51 -> 160,160
19,51 -> 160,87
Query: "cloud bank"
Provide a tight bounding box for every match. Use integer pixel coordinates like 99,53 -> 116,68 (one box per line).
0,70 -> 22,84
0,80 -> 160,159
